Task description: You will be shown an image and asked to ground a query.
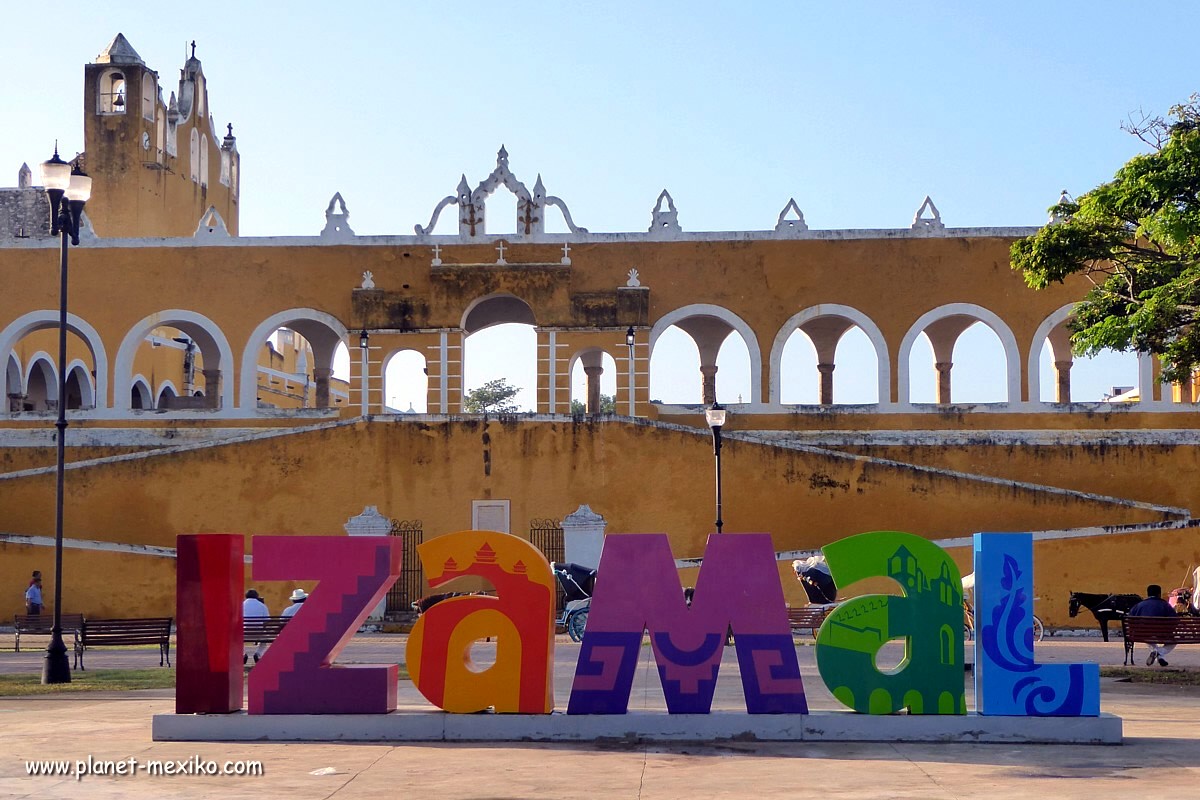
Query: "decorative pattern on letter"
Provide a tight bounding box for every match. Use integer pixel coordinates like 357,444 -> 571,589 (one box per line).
405,531 -> 556,713
816,531 -> 965,715
568,533 -> 805,715
974,532 -> 1099,716
248,535 -> 401,715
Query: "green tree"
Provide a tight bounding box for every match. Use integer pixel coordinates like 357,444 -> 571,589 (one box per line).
1011,95 -> 1200,383
463,378 -> 521,413
569,394 -> 616,415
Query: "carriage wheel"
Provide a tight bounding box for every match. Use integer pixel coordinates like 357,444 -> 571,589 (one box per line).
1032,615 -> 1045,643
568,609 -> 589,642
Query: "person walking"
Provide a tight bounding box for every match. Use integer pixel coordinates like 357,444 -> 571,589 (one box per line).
242,589 -> 270,665
1128,584 -> 1177,666
281,588 -> 307,619
24,572 -> 43,615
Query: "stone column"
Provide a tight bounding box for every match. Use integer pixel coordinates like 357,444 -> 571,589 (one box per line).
313,367 -> 333,408
700,365 -> 718,406
817,363 -> 836,405
1054,360 -> 1073,404
935,362 -> 953,405
344,506 -> 393,622
560,504 -> 607,569
202,369 -> 221,409
584,365 -> 603,413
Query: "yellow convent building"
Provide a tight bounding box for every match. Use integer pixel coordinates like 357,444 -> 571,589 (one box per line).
1,35 -> 1198,622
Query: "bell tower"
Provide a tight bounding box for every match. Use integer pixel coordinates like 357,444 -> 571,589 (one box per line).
82,34 -> 240,238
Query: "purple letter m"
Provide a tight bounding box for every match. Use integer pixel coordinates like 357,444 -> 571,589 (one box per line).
567,533 -> 806,715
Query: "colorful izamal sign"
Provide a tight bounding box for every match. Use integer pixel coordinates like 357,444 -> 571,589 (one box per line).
175,530 -> 1098,718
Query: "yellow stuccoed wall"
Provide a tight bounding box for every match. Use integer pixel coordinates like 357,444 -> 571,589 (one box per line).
0,418 -> 1188,622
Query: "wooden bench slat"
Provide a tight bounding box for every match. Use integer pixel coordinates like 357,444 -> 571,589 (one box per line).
787,606 -> 831,638
1121,615 -> 1200,664
13,614 -> 84,653
243,616 -> 291,643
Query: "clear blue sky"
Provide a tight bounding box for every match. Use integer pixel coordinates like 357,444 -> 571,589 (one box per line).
3,4 -> 1194,410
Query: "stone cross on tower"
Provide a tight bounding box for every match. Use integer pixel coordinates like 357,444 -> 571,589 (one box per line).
431,243 -> 442,266
496,240 -> 507,265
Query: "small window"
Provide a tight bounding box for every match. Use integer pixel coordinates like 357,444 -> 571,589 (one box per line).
199,134 -> 209,187
189,129 -> 200,183
99,70 -> 126,115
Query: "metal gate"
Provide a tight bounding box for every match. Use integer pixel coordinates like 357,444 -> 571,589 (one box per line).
386,519 -> 424,620
530,518 -> 565,614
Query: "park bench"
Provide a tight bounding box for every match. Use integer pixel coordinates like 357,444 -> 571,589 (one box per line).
787,605 -> 832,638
78,617 -> 173,670
14,613 -> 84,654
1121,615 -> 1200,665
243,616 -> 291,644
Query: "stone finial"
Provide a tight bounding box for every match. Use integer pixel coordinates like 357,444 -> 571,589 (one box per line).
774,198 -> 808,235
194,206 -> 230,238
649,190 -> 682,237
17,163 -> 31,189
1049,189 -> 1075,225
626,268 -> 641,288
360,271 -> 375,290
320,193 -> 355,239
911,196 -> 945,233
497,145 -> 509,166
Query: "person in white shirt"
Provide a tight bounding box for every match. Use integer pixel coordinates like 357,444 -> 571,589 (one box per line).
242,589 -> 270,665
281,588 -> 307,619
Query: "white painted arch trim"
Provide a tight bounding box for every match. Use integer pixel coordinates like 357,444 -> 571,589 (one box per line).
155,380 -> 181,407
565,348 -> 619,403
768,304 -> 890,405
130,374 -> 153,409
22,351 -> 58,395
1028,303 -> 1077,403
0,311 -> 110,414
239,309 -> 350,410
114,310 -> 235,411
897,303 -> 1021,404
649,304 -> 764,404
64,358 -> 96,407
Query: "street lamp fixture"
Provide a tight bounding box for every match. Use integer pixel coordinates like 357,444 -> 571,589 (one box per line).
705,402 -> 727,534
358,330 -> 370,415
625,326 -> 635,349
359,330 -> 370,350
39,145 -> 91,685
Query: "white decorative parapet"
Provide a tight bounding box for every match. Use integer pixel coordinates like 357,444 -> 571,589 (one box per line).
415,147 -> 587,238
911,196 -> 945,233
320,193 -> 355,240
648,190 -> 682,238
560,504 -> 606,568
194,206 -> 230,238
1048,190 -> 1074,225
344,505 -> 393,620
774,198 -> 809,236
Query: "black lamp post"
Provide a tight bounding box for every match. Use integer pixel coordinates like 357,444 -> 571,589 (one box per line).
358,330 -> 370,415
39,146 -> 91,684
705,402 -> 727,534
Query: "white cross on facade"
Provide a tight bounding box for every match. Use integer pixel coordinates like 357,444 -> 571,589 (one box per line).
431,243 -> 442,266
496,240 -> 507,265
561,242 -> 571,265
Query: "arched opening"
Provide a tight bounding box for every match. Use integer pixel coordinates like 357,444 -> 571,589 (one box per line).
903,310 -> 1015,405
24,358 -> 56,411
485,189 -> 519,236
99,70 -> 126,114
114,310 -> 233,412
461,294 -> 538,412
243,312 -> 349,411
189,129 -> 200,183
199,134 -> 209,187
63,363 -> 94,409
130,378 -> 152,410
569,350 -> 618,413
156,383 -> 178,410
650,305 -> 762,406
0,314 -> 109,415
649,326 -> 701,404
6,355 -> 20,413
384,349 -> 428,413
779,320 -> 882,406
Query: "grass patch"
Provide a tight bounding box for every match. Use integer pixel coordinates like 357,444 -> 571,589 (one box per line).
0,668 -> 176,696
1100,666 -> 1200,686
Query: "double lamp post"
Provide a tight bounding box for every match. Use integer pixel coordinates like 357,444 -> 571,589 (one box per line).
38,146 -> 91,684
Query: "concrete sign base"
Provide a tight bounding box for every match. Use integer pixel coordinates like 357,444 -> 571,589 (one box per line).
153,710 -> 1122,745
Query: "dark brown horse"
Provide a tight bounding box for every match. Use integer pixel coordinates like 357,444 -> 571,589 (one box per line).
1068,591 -> 1142,641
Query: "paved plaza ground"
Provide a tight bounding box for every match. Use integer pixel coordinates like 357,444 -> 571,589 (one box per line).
1,634 -> 1199,798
